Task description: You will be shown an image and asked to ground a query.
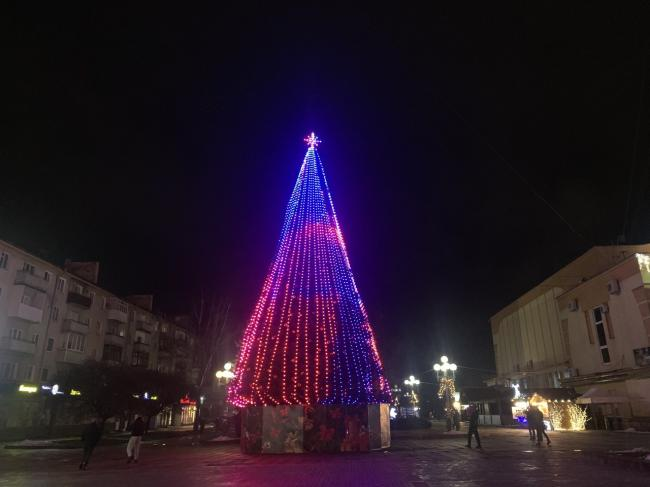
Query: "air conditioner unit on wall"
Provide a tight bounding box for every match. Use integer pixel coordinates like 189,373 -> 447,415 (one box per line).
568,299 -> 579,312
607,279 -> 620,295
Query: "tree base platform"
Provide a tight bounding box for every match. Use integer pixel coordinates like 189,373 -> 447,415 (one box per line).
240,403 -> 390,453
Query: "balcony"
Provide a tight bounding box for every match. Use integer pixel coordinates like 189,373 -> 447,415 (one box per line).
0,336 -> 36,354
67,290 -> 92,309
133,341 -> 150,352
8,301 -> 43,323
159,338 -> 173,354
136,320 -> 153,333
106,298 -> 128,323
62,319 -> 90,334
14,270 -> 48,292
104,332 -> 125,346
56,348 -> 86,365
175,339 -> 189,355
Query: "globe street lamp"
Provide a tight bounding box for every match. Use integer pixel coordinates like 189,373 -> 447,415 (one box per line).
403,375 -> 421,417
215,361 -> 235,385
434,356 -> 458,431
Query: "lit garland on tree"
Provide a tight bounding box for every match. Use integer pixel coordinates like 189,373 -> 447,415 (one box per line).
228,133 -> 391,407
437,377 -> 456,400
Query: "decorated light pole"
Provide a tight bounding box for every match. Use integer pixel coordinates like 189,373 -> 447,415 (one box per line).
403,375 -> 421,417
433,356 -> 458,431
215,361 -> 235,385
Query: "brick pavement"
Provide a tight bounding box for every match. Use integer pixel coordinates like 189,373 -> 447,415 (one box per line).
0,427 -> 648,486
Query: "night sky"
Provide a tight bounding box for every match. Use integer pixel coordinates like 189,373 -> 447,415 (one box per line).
2,4 -> 650,391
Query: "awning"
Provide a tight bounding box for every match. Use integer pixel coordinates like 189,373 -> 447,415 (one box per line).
576,387 -> 629,404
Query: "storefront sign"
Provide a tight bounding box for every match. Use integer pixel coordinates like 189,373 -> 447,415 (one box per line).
180,395 -> 196,406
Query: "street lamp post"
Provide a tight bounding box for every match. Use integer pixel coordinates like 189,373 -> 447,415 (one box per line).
403,375 -> 421,417
215,361 -> 235,385
433,356 -> 458,431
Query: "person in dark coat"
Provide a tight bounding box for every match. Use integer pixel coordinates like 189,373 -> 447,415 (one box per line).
465,404 -> 482,449
525,407 -> 536,441
126,416 -> 146,463
531,406 -> 551,446
79,418 -> 102,470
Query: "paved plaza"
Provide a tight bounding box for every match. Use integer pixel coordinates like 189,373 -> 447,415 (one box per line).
1,427 -> 649,486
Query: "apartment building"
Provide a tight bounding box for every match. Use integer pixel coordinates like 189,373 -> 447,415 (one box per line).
490,244 -> 650,429
0,239 -> 196,429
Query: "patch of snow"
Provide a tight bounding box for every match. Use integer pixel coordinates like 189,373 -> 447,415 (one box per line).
610,447 -> 649,454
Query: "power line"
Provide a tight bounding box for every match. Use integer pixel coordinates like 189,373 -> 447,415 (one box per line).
443,101 -> 592,246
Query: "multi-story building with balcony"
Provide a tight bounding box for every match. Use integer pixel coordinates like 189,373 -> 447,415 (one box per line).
0,239 -> 197,429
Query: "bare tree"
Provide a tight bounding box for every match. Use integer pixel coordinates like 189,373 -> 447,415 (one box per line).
191,292 -> 230,431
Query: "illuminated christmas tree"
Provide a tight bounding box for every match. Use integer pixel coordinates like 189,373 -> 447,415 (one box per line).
229,133 -> 390,408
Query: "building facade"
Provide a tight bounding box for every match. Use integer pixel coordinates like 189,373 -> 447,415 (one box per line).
0,239 -> 196,430
490,245 -> 650,429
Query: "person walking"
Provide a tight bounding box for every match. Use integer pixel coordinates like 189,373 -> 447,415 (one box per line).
126,416 -> 145,463
525,407 -> 536,441
465,404 -> 482,449
79,418 -> 102,470
528,406 -> 550,446
534,407 -> 551,446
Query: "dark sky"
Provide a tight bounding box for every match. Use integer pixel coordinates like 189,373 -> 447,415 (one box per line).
2,3 -> 650,389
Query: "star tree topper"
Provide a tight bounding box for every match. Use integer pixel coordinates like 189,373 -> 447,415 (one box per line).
304,132 -> 321,148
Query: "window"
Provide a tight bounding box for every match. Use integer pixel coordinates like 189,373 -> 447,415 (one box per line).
0,252 -> 9,269
31,334 -> 39,345
593,307 -> 610,363
46,337 -> 54,351
10,329 -> 22,340
107,322 -> 125,336
102,344 -> 122,362
66,333 -> 85,352
21,294 -> 32,305
43,271 -> 50,282
25,365 -> 34,381
0,287 -> 2,297
56,277 -> 65,292
1,363 -> 18,379
90,291 -> 95,305
132,351 -> 149,367
135,331 -> 148,344
41,368 -> 48,381
23,262 -> 35,274
52,307 -> 59,322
